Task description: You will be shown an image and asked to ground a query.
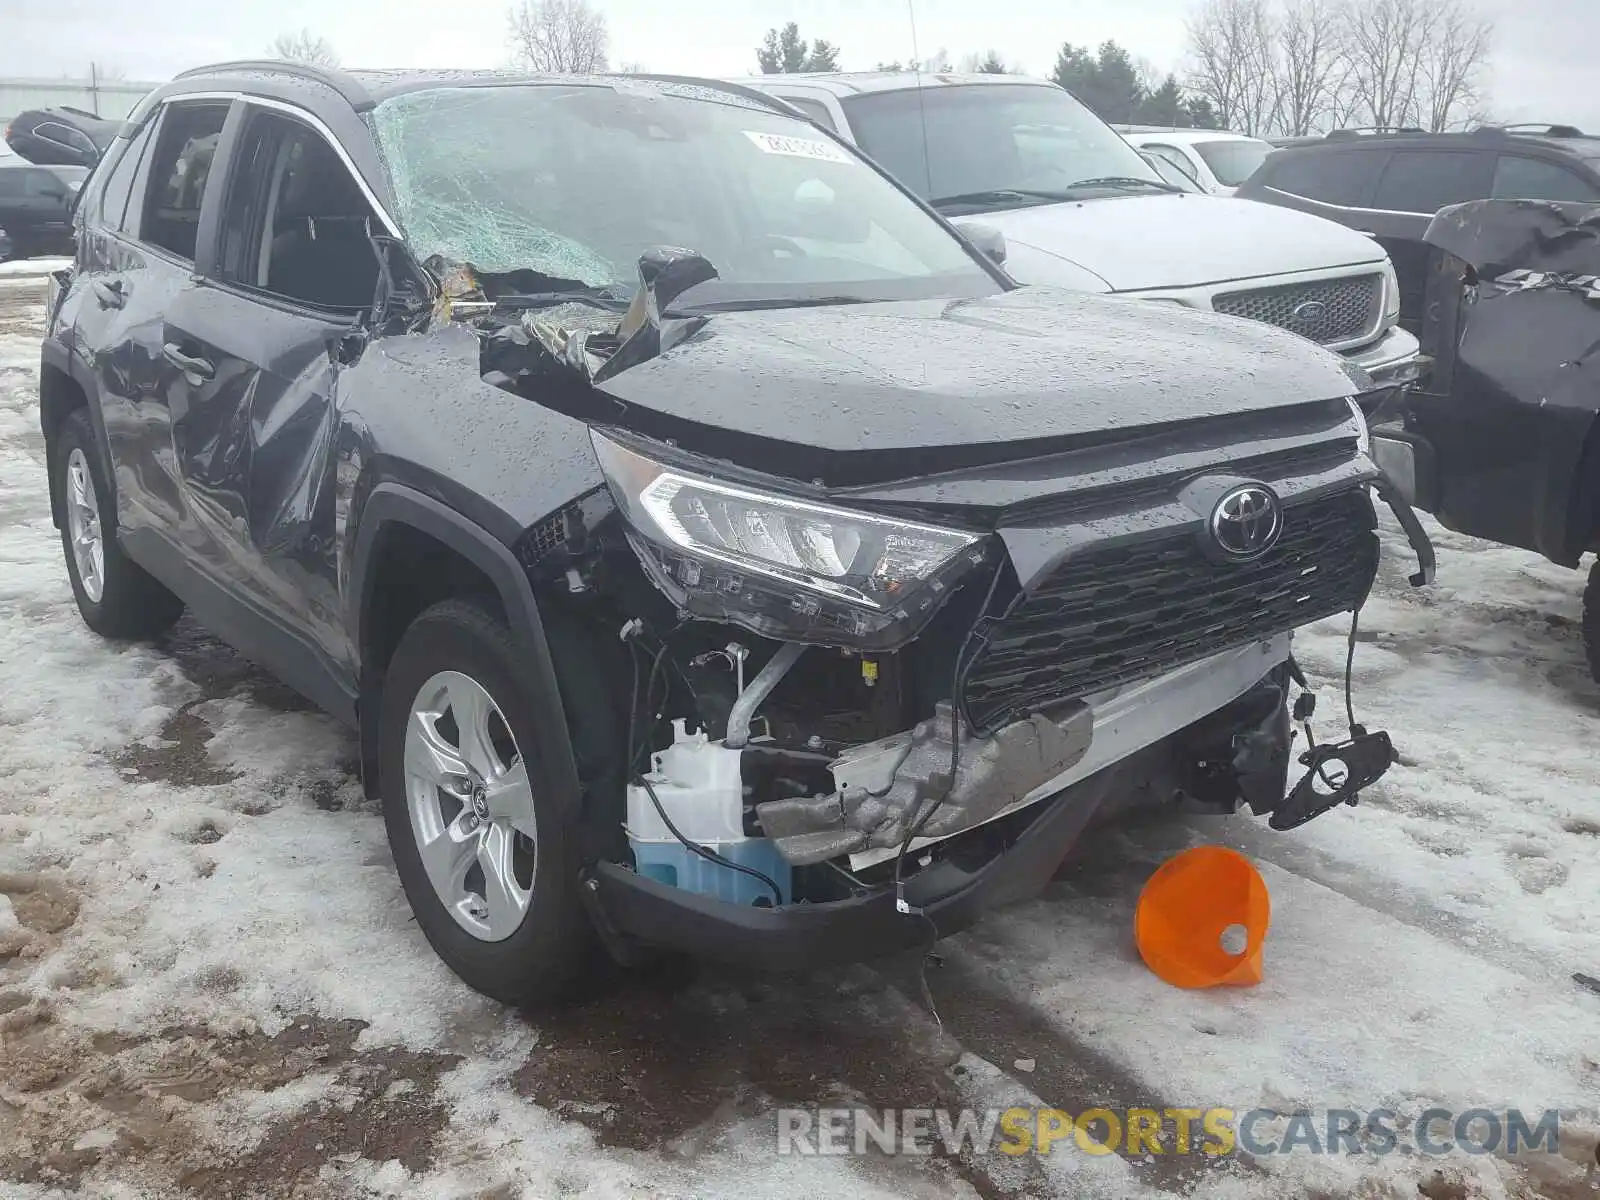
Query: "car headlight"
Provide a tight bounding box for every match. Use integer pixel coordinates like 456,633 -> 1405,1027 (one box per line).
592,430 -> 988,647
1347,396 -> 1371,456
1381,262 -> 1401,327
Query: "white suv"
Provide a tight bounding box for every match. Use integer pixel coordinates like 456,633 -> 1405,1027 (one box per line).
734,73 -> 1421,394
1113,126 -> 1275,196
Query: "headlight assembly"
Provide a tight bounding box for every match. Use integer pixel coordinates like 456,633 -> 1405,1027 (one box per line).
592,430 -> 989,647
1381,262 -> 1401,327
1346,396 -> 1371,457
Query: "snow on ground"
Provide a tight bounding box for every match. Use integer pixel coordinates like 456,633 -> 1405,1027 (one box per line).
1,296 -> 1597,1198
0,259 -> 71,279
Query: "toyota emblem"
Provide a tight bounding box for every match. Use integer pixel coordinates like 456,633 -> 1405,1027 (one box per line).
1291,299 -> 1330,329
1211,484 -> 1283,559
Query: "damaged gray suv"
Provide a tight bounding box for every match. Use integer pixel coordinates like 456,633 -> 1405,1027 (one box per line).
40,63 -> 1434,1004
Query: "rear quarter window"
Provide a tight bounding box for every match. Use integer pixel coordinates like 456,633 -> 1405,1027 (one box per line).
1491,154 -> 1600,203
1260,148 -> 1386,207
1372,150 -> 1489,213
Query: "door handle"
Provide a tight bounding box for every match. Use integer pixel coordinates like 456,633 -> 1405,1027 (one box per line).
91,279 -> 125,310
162,343 -> 215,382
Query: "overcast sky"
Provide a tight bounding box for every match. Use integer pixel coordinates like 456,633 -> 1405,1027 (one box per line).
1,0 -> 1595,131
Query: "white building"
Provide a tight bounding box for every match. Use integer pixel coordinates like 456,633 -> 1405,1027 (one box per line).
0,75 -> 159,156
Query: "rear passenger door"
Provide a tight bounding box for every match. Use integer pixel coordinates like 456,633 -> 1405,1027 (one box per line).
1368,149 -> 1494,332
74,99 -> 233,557
159,100 -> 388,702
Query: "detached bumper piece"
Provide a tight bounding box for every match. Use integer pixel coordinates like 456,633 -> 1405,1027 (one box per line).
1271,728 -> 1398,830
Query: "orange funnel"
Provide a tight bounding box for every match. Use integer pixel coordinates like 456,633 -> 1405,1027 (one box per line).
1134,846 -> 1270,988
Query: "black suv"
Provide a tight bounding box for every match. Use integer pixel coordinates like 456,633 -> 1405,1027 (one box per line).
40,62 -> 1430,1005
0,161 -> 87,258
1237,126 -> 1600,334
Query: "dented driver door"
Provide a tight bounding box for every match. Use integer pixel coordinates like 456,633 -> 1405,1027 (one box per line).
142,101 -> 398,719
158,283 -> 358,714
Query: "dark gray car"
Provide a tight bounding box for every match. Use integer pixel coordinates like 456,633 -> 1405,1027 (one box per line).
40,62 -> 1431,1006
0,162 -> 86,258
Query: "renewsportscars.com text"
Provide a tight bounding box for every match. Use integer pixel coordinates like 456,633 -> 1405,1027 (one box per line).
776,1106 -> 1563,1159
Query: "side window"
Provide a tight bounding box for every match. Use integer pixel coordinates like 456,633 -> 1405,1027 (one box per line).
140,101 -> 230,261
778,96 -> 838,133
24,169 -> 71,198
1372,151 -> 1488,214
1491,155 -> 1600,203
215,107 -> 381,312
0,172 -> 23,199
33,121 -> 97,161
96,122 -> 157,232
1143,144 -> 1198,177
1264,149 -> 1386,207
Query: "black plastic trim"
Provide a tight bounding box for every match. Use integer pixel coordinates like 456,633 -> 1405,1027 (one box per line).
120,526 -> 358,724
348,483 -> 582,817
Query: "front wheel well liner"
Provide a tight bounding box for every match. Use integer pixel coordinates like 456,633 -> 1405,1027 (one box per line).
349,485 -> 581,816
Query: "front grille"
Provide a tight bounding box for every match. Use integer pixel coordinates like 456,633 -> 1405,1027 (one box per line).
1213,273 -> 1381,345
962,489 -> 1377,729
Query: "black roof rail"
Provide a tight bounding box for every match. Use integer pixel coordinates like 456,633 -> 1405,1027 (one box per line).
1326,125 -> 1426,140
173,59 -> 372,107
614,73 -> 803,117
1475,121 -> 1585,138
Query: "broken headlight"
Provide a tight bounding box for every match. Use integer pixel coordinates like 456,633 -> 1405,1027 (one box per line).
592,431 -> 988,648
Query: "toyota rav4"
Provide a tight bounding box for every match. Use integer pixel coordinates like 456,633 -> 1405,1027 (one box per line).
40,64 -> 1433,1005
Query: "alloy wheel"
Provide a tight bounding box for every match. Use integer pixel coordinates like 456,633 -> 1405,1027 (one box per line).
403,670 -> 537,941
65,448 -> 104,603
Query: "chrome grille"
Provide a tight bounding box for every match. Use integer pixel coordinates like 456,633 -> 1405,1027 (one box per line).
1213,273 -> 1381,345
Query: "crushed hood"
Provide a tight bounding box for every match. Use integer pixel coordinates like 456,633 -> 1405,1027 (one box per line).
480,254 -> 1363,487
965,192 -> 1387,293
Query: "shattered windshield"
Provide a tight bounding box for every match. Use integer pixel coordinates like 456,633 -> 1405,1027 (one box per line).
369,82 -> 998,307
842,83 -> 1168,213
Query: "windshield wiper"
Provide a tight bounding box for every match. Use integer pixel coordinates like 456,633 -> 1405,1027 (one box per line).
492,286 -> 632,312
928,188 -> 1079,211
669,295 -> 874,314
1063,176 -> 1181,194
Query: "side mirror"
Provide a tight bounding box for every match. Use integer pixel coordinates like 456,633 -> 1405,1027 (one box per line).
962,222 -> 1007,265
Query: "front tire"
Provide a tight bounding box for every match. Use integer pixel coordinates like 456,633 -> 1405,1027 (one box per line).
52,409 -> 184,639
379,598 -> 598,1006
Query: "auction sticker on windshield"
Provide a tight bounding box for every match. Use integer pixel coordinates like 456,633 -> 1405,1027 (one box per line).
743,130 -> 852,163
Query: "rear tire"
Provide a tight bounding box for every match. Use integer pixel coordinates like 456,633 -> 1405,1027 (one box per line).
52,409 -> 184,639
379,598 -> 599,1006
1584,559 -> 1600,685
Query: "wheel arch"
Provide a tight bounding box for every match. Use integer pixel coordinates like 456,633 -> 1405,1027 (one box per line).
38,341 -> 101,530
349,484 -> 581,814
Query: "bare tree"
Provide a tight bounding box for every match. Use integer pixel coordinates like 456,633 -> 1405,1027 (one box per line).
1184,0 -> 1491,136
1343,0 -> 1430,127
1274,0 -> 1348,135
1185,0 -> 1278,134
1418,0 -> 1493,130
272,29 -> 340,67
509,0 -> 610,74
958,50 -> 1013,74
1342,0 -> 1492,130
